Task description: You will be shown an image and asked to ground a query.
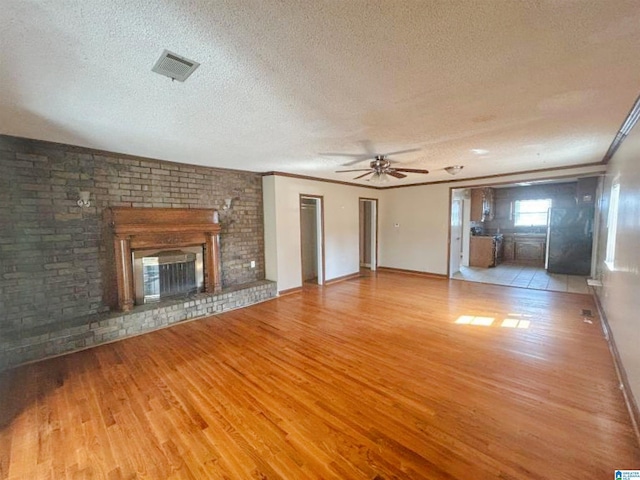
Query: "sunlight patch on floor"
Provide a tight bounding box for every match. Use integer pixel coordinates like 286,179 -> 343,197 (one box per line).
455,315 -> 531,329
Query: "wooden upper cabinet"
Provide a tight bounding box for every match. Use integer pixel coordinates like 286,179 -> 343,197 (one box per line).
470,188 -> 495,222
470,189 -> 484,222
482,187 -> 495,221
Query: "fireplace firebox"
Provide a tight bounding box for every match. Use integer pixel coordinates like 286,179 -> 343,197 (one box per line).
107,207 -> 221,312
133,247 -> 204,304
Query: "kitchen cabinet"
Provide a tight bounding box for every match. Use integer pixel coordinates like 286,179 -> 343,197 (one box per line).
482,187 -> 495,221
469,235 -> 503,268
501,234 -> 546,266
470,187 -> 495,222
512,234 -> 546,266
470,189 -> 484,222
503,235 -> 514,261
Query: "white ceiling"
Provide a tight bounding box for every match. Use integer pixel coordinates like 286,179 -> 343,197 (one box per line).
2,1 -> 640,185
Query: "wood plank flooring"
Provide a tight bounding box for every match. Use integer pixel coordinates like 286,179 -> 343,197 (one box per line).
1,272 -> 638,479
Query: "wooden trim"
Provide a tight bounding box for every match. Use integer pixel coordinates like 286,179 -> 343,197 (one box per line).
264,171 -> 379,189
602,93 -> 640,164
114,236 -> 134,311
444,171 -> 605,191
263,164 -> 605,191
446,188 -> 453,278
278,286 -> 303,296
379,162 -> 605,189
376,266 -> 448,279
592,290 -> 640,446
107,207 -> 222,311
325,272 -> 361,285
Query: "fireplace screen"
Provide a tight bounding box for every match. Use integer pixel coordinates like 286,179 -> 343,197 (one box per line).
132,247 -> 204,304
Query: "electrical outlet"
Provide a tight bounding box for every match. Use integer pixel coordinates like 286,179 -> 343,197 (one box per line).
250,260 -> 256,268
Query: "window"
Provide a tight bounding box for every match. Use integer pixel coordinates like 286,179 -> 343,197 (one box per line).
605,181 -> 620,270
513,199 -> 552,227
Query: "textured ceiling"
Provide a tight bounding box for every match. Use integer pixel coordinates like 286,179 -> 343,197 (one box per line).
2,0 -> 640,185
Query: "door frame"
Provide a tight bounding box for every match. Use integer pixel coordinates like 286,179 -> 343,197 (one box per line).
299,194 -> 325,285
359,197 -> 378,271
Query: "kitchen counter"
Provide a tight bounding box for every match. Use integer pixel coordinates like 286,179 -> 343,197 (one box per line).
512,233 -> 546,238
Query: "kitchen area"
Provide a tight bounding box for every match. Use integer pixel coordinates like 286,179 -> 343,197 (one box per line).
452,177 -> 598,292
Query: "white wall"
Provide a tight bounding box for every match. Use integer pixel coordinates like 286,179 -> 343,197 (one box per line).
595,131 -> 640,408
264,164 -> 606,288
262,175 -> 278,282
262,175 -> 380,292
379,184 -> 451,274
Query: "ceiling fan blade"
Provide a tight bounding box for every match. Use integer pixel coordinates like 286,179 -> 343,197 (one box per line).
320,152 -> 372,159
359,139 -> 377,156
382,148 -> 421,157
342,156 -> 375,166
354,171 -> 374,180
335,169 -> 372,173
393,168 -> 430,174
387,171 -> 407,179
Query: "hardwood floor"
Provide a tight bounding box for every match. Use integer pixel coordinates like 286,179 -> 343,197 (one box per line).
1,272 -> 638,479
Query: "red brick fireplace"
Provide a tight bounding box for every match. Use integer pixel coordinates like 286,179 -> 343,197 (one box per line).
106,207 -> 222,311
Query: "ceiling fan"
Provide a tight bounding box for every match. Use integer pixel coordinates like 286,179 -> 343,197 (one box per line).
331,148 -> 429,183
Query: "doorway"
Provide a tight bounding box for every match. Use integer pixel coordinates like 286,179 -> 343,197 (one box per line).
359,198 -> 378,270
449,191 -> 464,277
299,195 -> 324,285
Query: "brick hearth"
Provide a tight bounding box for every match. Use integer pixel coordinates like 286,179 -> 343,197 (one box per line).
1,280 -> 276,370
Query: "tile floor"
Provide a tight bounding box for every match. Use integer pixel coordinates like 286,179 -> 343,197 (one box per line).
452,263 -> 591,294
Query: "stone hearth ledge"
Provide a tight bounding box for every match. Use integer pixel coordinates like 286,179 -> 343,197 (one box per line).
0,280 -> 277,371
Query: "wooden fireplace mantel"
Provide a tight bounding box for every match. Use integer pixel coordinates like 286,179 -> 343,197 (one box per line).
106,207 -> 222,312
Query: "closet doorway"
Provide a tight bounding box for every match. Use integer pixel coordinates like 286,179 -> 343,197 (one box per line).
359,198 -> 378,270
299,195 -> 325,285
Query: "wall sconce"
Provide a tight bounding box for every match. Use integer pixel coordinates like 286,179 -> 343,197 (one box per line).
444,165 -> 464,175
77,191 -> 91,208
222,198 -> 233,210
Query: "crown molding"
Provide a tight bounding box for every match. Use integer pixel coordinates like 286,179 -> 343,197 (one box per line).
602,93 -> 640,164
263,162 -> 605,190
261,171 -> 380,189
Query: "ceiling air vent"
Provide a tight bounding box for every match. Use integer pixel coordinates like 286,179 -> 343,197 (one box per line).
151,49 -> 200,82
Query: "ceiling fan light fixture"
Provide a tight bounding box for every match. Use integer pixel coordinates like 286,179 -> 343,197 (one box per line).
369,171 -> 390,184
445,165 -> 464,175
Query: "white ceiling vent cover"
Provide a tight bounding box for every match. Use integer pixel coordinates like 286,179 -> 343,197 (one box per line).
151,50 -> 200,82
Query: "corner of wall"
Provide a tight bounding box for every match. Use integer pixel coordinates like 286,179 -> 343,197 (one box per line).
262,175 -> 278,283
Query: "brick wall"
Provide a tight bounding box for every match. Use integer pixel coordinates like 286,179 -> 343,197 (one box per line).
0,134 -> 265,342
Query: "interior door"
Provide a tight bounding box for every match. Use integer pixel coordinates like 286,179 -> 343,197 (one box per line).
450,199 -> 463,276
